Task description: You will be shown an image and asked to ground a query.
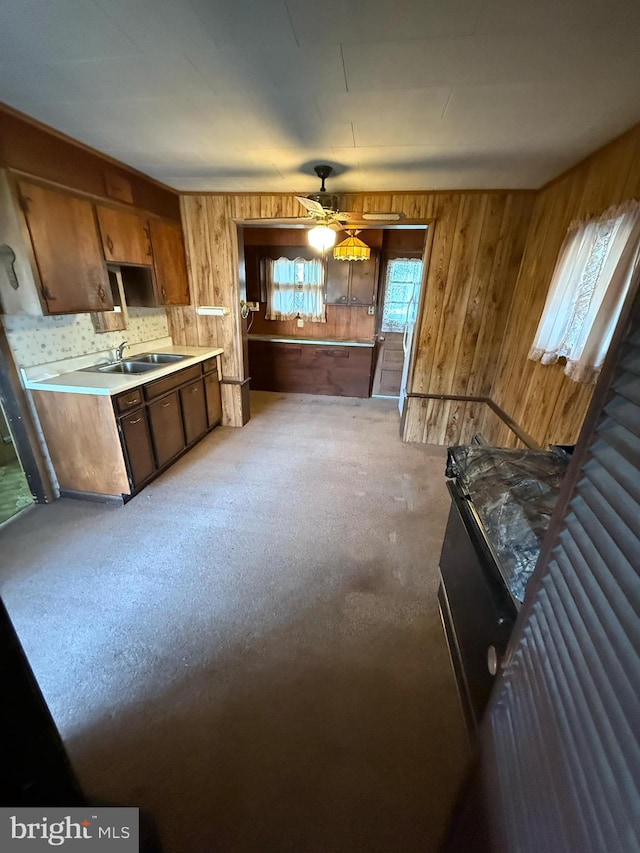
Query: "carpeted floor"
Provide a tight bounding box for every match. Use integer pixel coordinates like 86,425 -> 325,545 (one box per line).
1,391 -> 468,852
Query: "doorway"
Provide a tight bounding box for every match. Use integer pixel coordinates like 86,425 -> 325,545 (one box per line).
0,401 -> 33,524
371,230 -> 427,404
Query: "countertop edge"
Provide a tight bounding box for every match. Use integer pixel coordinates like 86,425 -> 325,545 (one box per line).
248,334 -> 375,347
25,347 -> 224,396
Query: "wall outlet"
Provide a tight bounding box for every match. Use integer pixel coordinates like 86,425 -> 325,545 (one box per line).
368,306 -> 375,315
297,318 -> 304,327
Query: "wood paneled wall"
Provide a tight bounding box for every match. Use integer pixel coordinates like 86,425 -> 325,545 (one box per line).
171,191 -> 534,433
489,124 -> 640,448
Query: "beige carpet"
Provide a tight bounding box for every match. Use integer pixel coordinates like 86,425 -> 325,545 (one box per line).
1,391 -> 468,852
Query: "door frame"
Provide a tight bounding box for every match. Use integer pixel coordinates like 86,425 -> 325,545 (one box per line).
372,225 -> 436,403
0,324 -> 55,503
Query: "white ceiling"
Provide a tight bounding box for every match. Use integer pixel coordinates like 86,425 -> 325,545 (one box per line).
1,0 -> 639,193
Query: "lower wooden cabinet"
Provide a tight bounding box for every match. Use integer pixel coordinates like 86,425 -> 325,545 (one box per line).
148,391 -> 185,467
33,356 -> 223,502
119,407 -> 155,488
180,378 -> 208,445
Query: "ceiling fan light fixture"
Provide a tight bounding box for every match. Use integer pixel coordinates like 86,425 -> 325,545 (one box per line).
333,231 -> 371,262
308,224 -> 336,252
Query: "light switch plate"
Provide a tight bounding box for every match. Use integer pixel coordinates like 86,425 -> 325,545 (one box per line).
297,318 -> 304,327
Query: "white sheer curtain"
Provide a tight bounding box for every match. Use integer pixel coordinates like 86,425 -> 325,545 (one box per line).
265,257 -> 325,322
529,199 -> 640,383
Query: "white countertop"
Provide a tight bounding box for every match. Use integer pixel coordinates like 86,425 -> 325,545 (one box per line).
24,344 -> 224,396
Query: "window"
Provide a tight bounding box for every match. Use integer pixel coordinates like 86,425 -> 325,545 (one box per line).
265,257 -> 325,322
381,258 -> 423,332
529,200 -> 640,383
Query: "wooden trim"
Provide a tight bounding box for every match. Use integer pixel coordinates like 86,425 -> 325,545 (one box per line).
404,222 -> 436,396
539,121 -> 640,193
404,392 -> 540,449
484,399 -> 541,450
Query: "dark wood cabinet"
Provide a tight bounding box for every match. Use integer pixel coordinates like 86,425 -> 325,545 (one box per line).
149,219 -> 190,306
96,205 -> 152,266
148,391 -> 185,467
19,181 -> 112,314
325,252 -> 379,305
180,378 -> 208,445
119,407 -> 155,489
204,370 -> 222,427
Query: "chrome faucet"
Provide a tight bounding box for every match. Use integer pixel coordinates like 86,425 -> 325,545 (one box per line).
115,340 -> 128,360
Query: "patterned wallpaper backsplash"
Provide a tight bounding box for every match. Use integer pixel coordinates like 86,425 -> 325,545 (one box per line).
3,308 -> 169,368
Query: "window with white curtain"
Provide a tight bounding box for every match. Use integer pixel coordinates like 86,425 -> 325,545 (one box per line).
529,199 -> 640,384
265,257 -> 325,322
381,258 -> 423,332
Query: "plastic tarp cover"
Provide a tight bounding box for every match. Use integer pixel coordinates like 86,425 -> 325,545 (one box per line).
446,446 -> 569,603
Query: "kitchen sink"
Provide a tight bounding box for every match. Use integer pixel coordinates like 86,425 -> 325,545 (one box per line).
129,352 -> 188,364
93,361 -> 159,374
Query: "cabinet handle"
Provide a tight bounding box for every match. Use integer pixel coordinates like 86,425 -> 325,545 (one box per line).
161,401 -> 171,408
351,296 -> 358,301
125,396 -> 138,404
340,295 -> 347,302
128,417 -> 143,425
161,285 -> 167,301
106,235 -> 114,253
191,386 -> 199,393
97,284 -> 107,302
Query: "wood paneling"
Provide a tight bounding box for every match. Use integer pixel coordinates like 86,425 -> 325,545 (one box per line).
249,304 -> 375,341
489,124 -> 640,448
173,190 -> 534,433
0,102 -> 179,220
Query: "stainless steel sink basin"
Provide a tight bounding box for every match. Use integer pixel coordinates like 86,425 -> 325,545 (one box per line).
129,352 -> 188,364
94,361 -> 159,374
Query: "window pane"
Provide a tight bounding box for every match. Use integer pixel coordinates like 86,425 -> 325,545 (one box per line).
381,258 -> 423,332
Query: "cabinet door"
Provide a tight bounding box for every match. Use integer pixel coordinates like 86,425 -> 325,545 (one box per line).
349,252 -> 379,305
96,205 -> 153,265
19,181 -> 112,314
204,371 -> 222,427
149,219 -> 190,306
148,392 -> 185,467
119,408 -> 155,490
180,378 -> 208,444
324,256 -> 351,304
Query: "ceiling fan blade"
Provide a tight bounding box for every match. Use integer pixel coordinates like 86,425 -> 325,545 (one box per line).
295,196 -> 326,215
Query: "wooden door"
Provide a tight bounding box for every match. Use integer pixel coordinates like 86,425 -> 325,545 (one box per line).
325,256 -> 350,304
204,371 -> 222,427
148,392 -> 185,467
180,378 -> 207,444
371,332 -> 404,396
19,181 -> 111,313
96,205 -> 152,265
349,252 -> 379,305
149,219 -> 190,305
119,407 -> 155,489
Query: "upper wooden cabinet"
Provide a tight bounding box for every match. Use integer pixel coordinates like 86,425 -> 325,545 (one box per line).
149,219 -> 190,306
96,205 -> 152,266
18,181 -> 112,314
325,251 -> 379,306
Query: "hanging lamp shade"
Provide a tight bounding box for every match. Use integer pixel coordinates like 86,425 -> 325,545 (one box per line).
333,230 -> 371,261
308,225 -> 336,252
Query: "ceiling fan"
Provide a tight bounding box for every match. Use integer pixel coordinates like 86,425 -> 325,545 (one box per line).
294,165 -> 403,228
